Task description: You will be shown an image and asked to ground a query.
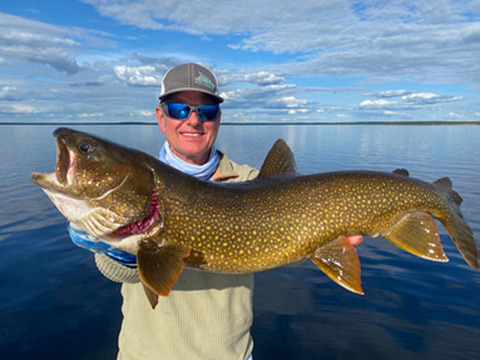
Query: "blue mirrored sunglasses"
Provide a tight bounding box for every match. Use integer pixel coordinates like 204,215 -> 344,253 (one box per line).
161,102 -> 220,121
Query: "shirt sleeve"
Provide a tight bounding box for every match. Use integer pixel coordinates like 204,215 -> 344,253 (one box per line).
94,253 -> 140,283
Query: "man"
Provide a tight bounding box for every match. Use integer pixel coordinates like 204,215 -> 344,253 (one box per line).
70,63 -> 363,359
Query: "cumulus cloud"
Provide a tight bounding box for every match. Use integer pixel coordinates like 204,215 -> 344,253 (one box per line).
114,65 -> 162,86
360,99 -> 393,108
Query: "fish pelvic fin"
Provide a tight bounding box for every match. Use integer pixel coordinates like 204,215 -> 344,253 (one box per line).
433,177 -> 478,270
137,240 -> 191,308
257,139 -> 298,178
381,211 -> 448,262
142,285 -> 159,309
310,235 -> 364,295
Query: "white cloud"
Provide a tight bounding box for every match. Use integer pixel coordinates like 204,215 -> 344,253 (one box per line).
114,65 -> 162,86
218,70 -> 285,86
400,92 -> 462,105
78,112 -> 104,118
281,96 -> 308,108
0,85 -> 21,100
375,90 -> 412,98
360,92 -> 463,109
139,110 -> 154,117
0,103 -> 39,113
447,112 -> 463,118
360,99 -> 394,108
80,0 -> 480,84
0,12 -> 114,74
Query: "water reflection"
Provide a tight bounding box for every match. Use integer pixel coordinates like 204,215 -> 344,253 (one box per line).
1,124 -> 479,360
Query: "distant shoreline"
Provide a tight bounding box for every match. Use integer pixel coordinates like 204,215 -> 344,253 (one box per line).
1,121 -> 480,126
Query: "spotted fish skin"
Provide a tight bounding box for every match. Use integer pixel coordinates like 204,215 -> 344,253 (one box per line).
30,128 -> 479,308
160,172 -> 452,270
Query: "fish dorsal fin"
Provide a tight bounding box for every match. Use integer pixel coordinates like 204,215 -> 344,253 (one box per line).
257,139 -> 297,178
310,235 -> 364,295
393,168 -> 409,176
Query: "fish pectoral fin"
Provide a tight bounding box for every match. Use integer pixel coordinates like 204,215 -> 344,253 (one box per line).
310,235 -> 364,295
381,211 -> 448,262
137,240 -> 191,307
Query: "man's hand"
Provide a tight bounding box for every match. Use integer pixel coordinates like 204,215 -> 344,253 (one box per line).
346,235 -> 364,248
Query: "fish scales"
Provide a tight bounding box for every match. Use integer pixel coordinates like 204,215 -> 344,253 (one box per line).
30,128 -> 479,308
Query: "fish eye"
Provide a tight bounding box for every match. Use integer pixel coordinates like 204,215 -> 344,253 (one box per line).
79,143 -> 91,153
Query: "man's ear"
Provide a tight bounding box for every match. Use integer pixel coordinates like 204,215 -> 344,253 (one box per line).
156,106 -> 166,133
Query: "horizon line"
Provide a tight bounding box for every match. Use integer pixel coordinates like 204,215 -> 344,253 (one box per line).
1,120 -> 480,126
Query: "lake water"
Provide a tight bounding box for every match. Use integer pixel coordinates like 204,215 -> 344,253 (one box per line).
1,124 -> 479,359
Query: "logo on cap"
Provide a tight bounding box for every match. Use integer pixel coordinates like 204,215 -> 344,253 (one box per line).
194,72 -> 216,92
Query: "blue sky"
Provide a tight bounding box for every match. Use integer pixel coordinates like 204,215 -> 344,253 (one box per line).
0,0 -> 479,123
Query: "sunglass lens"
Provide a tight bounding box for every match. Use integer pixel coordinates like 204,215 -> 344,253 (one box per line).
198,105 -> 219,121
168,103 -> 191,120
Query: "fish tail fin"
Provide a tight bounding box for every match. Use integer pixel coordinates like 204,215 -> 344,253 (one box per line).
443,211 -> 479,270
434,177 -> 479,270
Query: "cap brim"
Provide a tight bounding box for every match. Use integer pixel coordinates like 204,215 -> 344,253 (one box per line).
159,88 -> 224,103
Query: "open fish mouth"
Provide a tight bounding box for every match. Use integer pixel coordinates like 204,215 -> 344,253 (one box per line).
30,129 -> 79,192
54,134 -> 70,185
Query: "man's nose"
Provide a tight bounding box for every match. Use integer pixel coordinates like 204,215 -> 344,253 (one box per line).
184,109 -> 201,125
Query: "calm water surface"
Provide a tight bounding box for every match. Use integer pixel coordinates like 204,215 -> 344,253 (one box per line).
1,124 -> 479,359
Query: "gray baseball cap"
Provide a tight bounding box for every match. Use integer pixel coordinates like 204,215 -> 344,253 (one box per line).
159,63 -> 224,103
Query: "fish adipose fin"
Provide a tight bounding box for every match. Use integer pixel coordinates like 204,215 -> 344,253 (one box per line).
137,240 -> 191,308
257,139 -> 298,178
393,168 -> 409,176
310,235 -> 364,295
381,211 -> 448,262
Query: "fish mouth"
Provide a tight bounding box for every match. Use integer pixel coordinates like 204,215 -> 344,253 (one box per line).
30,128 -> 77,191
54,134 -> 70,184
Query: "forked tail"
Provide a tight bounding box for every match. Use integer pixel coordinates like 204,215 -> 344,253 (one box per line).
434,177 -> 478,270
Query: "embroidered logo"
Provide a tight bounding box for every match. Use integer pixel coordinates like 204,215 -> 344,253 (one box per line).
194,72 -> 216,91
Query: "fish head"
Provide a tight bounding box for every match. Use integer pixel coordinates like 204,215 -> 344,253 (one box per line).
30,128 -> 160,243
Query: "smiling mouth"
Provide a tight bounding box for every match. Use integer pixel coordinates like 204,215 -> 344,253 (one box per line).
181,132 -> 203,137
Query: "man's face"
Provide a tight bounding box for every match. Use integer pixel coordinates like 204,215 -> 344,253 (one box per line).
156,91 -> 221,165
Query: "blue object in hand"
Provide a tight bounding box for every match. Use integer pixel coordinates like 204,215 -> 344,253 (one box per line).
68,223 -> 137,267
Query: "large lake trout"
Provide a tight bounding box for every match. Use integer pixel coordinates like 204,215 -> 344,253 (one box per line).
30,128 -> 478,308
